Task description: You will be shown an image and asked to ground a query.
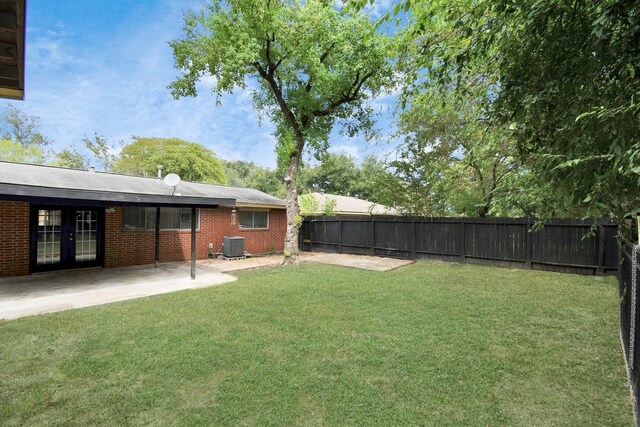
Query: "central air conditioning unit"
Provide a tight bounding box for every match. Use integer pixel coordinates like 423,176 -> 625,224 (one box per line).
223,236 -> 245,258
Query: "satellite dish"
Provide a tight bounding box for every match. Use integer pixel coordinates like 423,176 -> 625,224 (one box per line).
163,173 -> 181,195
163,173 -> 181,187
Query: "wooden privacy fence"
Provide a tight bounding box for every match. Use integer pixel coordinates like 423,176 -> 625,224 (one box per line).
618,239 -> 640,423
299,216 -> 619,275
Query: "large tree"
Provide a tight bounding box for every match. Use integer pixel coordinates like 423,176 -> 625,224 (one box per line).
0,104 -> 51,147
83,132 -> 117,172
0,139 -> 46,163
222,159 -> 285,197
114,137 -> 227,184
170,0 -> 393,263
303,153 -> 360,196
0,105 -> 51,164
393,81 -> 520,217
53,146 -> 90,169
300,152 -> 397,205
394,0 -> 640,218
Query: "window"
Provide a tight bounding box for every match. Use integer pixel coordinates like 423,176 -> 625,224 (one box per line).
123,207 -> 200,230
239,210 -> 269,229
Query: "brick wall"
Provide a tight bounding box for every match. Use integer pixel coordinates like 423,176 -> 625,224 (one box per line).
105,206 -> 286,268
0,203 -> 287,277
0,201 -> 29,277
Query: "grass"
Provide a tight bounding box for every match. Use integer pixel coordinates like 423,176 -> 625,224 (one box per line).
0,261 -> 633,426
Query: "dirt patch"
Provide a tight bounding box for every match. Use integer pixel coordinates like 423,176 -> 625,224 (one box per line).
201,255 -> 284,273
299,252 -> 414,272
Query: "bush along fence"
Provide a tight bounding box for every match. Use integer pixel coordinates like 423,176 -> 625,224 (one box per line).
619,239 -> 640,422
299,216 -> 619,275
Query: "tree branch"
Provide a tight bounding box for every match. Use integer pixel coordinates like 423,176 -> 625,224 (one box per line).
312,70 -> 375,117
253,61 -> 303,149
320,43 -> 335,63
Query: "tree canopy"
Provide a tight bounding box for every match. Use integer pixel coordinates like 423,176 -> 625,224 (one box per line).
114,137 -> 227,184
0,104 -> 52,147
300,152 -> 396,206
0,139 -> 46,163
394,0 -> 640,218
222,160 -> 285,197
393,79 -> 520,217
170,0 -> 394,262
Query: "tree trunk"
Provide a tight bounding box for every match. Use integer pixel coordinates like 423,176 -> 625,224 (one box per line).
283,144 -> 303,265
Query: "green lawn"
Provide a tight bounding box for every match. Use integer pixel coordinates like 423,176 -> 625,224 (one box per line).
0,261 -> 633,426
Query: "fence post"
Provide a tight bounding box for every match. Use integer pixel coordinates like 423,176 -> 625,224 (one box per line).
525,217 -> 532,269
597,218 -> 606,275
371,217 -> 376,256
411,220 -> 417,259
338,218 -> 343,254
459,217 -> 466,263
309,218 -> 314,253
618,239 -> 623,286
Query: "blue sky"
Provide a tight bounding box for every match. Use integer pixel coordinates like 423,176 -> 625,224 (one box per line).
7,0 -> 398,168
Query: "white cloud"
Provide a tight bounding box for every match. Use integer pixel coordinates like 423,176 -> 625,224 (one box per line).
9,0 -> 400,170
329,144 -> 360,159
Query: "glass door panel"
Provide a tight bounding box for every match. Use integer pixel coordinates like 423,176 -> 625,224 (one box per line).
36,209 -> 62,265
31,206 -> 104,273
75,210 -> 98,262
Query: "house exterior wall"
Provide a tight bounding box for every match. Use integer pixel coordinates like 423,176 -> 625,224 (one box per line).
0,201 -> 29,277
104,206 -> 286,268
0,201 -> 286,277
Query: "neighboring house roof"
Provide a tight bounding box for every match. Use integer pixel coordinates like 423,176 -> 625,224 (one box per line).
0,0 -> 26,100
299,192 -> 398,216
0,161 -> 286,208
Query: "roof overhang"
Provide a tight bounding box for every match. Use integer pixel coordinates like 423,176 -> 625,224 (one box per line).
0,183 -> 235,207
0,0 -> 25,100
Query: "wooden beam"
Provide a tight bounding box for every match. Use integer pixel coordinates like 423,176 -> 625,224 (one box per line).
0,12 -> 16,32
0,64 -> 18,79
0,42 -> 17,59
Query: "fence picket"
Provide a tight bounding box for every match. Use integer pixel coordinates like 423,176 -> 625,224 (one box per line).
300,216 -> 618,275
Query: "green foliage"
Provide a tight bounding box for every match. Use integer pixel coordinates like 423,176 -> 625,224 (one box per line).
398,0 -> 640,218
0,139 -> 46,163
0,105 -> 52,165
0,104 -> 52,147
52,146 -> 90,170
352,155 -> 398,205
222,160 -> 285,197
304,153 -> 360,196
300,153 -> 398,206
83,132 -> 117,172
222,154 -> 398,204
170,0 -> 393,154
298,193 -> 337,216
392,82 -> 519,217
114,137 -> 227,184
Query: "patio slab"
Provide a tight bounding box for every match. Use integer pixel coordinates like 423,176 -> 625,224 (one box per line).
204,254 -> 284,272
0,261 -> 238,321
299,252 -> 414,271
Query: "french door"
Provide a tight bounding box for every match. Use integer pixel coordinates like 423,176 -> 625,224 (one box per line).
30,206 -> 105,272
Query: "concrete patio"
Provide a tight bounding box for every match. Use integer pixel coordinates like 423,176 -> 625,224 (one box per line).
0,253 -> 412,321
0,256 -> 285,321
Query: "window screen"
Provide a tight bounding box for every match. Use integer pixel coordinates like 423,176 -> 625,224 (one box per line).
239,210 -> 269,229
123,207 -> 199,230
